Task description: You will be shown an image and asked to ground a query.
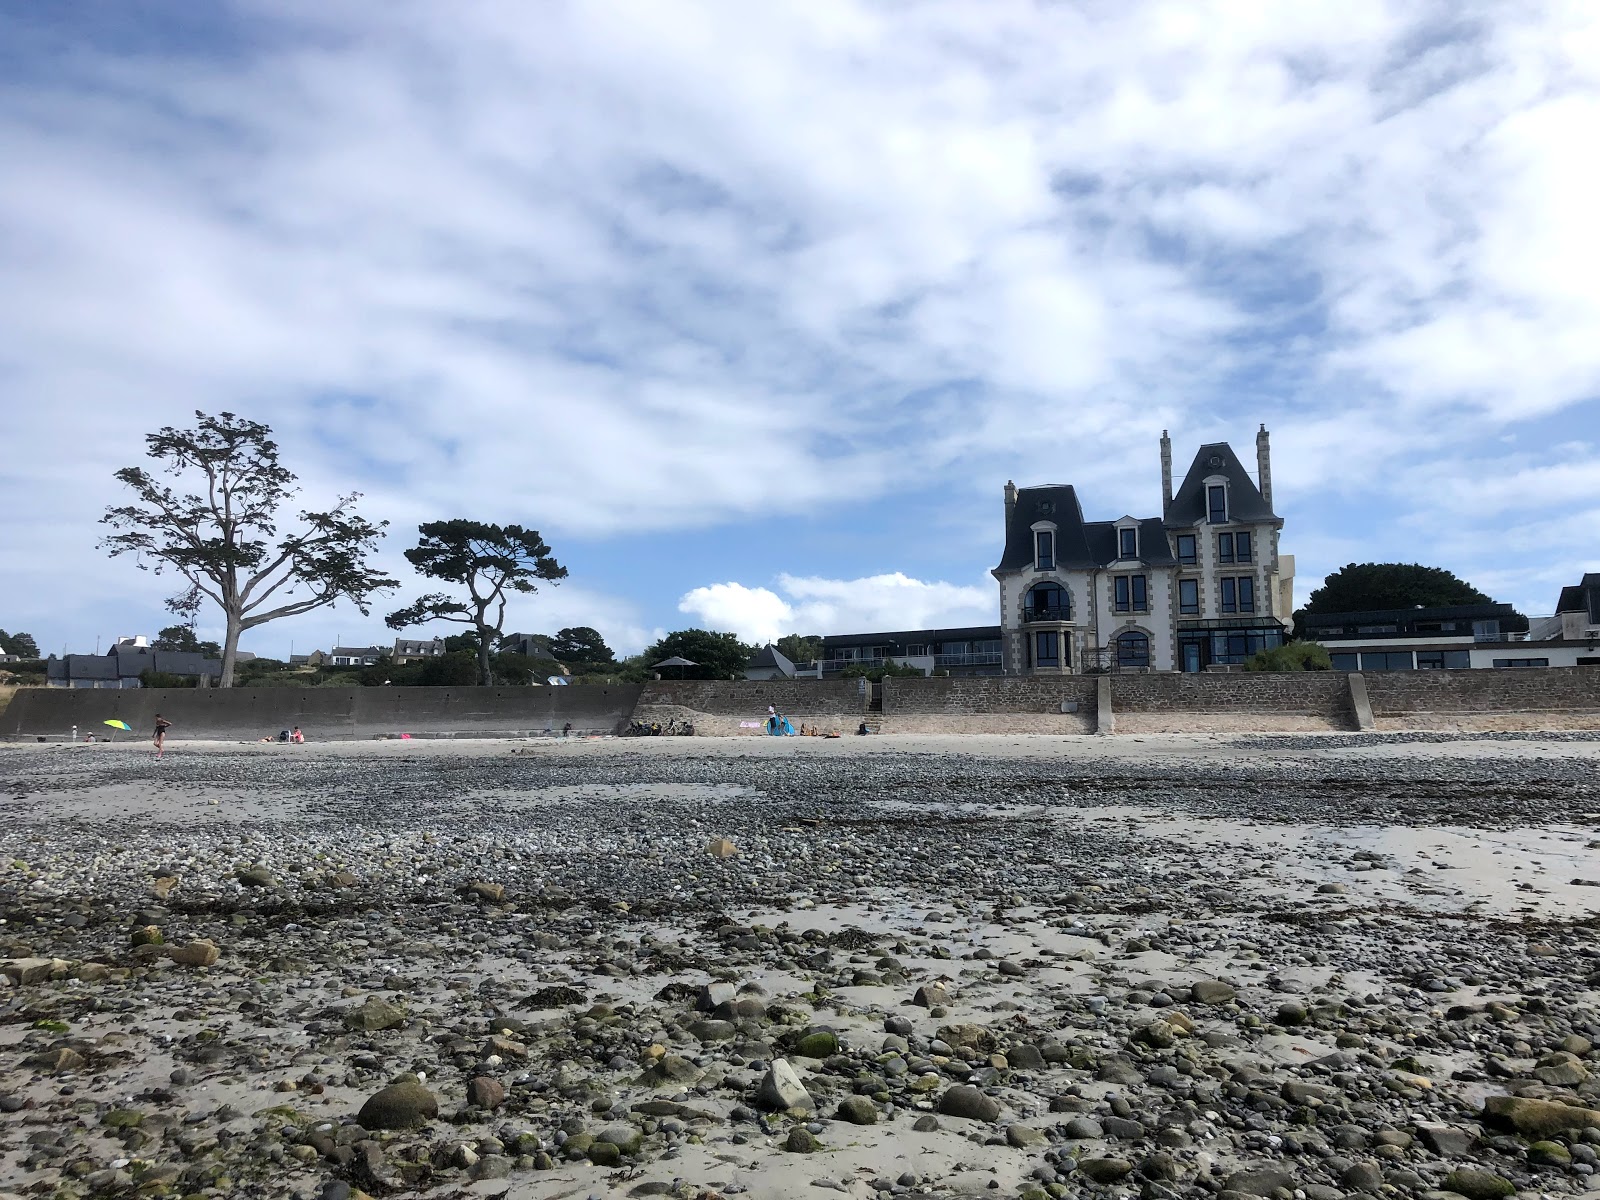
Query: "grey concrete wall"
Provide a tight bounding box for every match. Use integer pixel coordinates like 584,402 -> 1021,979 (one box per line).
3,685 -> 642,741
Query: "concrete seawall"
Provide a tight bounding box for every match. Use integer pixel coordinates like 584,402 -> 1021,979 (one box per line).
2,685 -> 643,741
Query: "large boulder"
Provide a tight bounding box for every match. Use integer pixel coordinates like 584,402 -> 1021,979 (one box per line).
357,1083 -> 439,1131
345,997 -> 406,1032
1482,1095 -> 1600,1139
1223,1168 -> 1294,1196
466,1077 -> 505,1109
1190,980 -> 1235,1004
756,1059 -> 814,1111
1442,1169 -> 1515,1199
166,940 -> 220,968
937,1086 -> 1000,1123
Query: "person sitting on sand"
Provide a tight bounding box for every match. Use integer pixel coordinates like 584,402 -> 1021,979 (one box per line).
856,721 -> 871,735
290,726 -> 305,744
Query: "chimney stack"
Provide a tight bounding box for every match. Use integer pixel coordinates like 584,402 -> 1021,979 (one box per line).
1256,423 -> 1273,511
1159,431 -> 1173,516
1004,479 -> 1017,526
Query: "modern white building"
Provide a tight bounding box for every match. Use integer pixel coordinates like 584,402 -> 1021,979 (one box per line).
993,428 -> 1294,674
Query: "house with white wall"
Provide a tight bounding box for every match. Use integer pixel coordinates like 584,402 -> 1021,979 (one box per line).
992,427 -> 1293,674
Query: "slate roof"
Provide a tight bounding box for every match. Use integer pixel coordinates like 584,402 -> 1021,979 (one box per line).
105,645 -> 223,678
746,644 -> 796,675
329,645 -> 384,657
393,638 -> 442,654
1166,442 -> 1277,526
1557,586 -> 1585,613
996,486 -> 1176,571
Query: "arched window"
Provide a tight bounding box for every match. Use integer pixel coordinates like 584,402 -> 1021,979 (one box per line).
1026,582 -> 1069,622
1116,631 -> 1150,668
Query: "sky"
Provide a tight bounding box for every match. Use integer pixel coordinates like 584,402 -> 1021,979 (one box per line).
2,1 -> 1598,660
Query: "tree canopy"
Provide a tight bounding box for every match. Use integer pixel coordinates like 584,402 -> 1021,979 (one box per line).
641,629 -> 754,680
551,626 -> 614,666
385,520 -> 567,685
100,411 -> 394,686
1299,563 -> 1492,617
775,634 -> 823,665
153,623 -> 221,657
0,630 -> 40,658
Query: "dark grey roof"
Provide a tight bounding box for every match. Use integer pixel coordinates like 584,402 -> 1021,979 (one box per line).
1303,603 -> 1515,629
996,485 -> 1175,571
1083,518 -> 1177,566
746,644 -> 796,674
100,646 -> 221,678
330,645 -> 383,656
1557,586 -> 1585,613
1166,442 -> 1277,526
58,654 -> 119,680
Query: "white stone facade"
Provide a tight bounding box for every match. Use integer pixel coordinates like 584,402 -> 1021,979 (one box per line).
993,429 -> 1294,675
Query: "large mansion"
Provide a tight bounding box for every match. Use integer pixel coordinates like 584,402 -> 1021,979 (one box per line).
992,428 -> 1294,674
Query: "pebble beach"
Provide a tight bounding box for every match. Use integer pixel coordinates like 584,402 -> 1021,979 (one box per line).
3,732 -> 1600,1200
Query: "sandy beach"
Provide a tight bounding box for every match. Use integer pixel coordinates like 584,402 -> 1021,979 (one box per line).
3,732 -> 1600,1200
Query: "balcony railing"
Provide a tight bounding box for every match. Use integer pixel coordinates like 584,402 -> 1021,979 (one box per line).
934,652 -> 1003,667
1023,605 -> 1072,623
820,657 -> 884,670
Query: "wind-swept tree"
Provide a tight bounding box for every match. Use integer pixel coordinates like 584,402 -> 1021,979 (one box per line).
100,412 -> 395,687
551,626 -> 614,668
385,521 -> 567,685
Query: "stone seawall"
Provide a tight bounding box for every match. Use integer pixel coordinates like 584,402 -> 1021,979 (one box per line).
882,677 -> 1097,734
1108,672 -> 1357,733
634,680 -> 864,736
1363,667 -> 1600,731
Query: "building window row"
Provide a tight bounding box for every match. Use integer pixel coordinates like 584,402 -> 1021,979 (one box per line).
1113,574 -> 1148,613
1220,576 -> 1255,614
1033,631 -> 1070,668
1175,533 -> 1196,564
1035,530 -> 1054,571
1493,657 -> 1549,668
1116,631 -> 1149,668
1217,531 -> 1252,563
1025,582 -> 1070,622
1178,578 -> 1199,615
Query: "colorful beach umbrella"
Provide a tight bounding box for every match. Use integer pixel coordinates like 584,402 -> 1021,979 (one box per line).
103,720 -> 132,731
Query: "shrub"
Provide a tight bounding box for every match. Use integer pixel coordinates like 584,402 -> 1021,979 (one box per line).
139,670 -> 198,689
1244,642 -> 1332,672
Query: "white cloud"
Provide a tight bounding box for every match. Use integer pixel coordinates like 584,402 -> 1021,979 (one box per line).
2,2 -> 1599,655
679,572 -> 995,644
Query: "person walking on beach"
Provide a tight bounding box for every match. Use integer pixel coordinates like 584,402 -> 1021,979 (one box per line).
153,714 -> 172,758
